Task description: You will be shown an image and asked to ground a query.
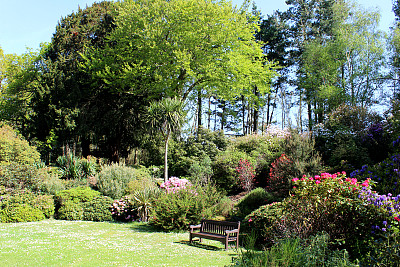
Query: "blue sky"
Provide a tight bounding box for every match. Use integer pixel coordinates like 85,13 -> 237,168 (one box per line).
0,0 -> 396,55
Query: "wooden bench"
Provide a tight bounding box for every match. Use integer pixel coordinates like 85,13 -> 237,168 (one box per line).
189,219 -> 240,250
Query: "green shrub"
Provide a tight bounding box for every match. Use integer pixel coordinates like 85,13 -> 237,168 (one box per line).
125,166 -> 156,194
32,194 -> 55,218
0,204 -> 45,223
213,196 -> 234,219
0,163 -> 64,195
55,186 -> 100,212
150,184 -> 223,231
82,196 -> 113,222
34,167 -> 65,195
212,150 -> 250,194
168,128 -> 230,177
54,186 -> 101,220
314,104 -> 383,172
0,187 -> 52,223
242,202 -> 284,247
235,188 -> 277,219
0,124 -> 40,165
55,187 -> 114,222
96,164 -> 137,199
0,162 -> 38,190
57,200 -> 84,220
188,155 -> 213,185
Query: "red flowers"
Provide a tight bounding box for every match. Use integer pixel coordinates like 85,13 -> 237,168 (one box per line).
236,159 -> 256,191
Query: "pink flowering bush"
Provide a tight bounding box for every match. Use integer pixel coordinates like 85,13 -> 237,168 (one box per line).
110,196 -> 137,222
283,172 -> 386,261
245,172 -> 391,262
160,177 -> 192,193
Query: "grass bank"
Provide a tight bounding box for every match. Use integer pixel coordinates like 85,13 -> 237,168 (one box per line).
0,220 -> 236,266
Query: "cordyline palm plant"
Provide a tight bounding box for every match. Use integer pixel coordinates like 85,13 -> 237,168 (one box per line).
146,97 -> 185,182
132,187 -> 160,222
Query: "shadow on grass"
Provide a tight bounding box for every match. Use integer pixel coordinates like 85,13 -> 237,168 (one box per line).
176,240 -> 224,251
128,222 -> 165,233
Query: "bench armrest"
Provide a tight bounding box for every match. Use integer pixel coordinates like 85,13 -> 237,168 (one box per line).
190,224 -> 202,232
225,229 -> 239,234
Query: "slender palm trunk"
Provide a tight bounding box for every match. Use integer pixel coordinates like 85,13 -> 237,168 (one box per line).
164,133 -> 170,182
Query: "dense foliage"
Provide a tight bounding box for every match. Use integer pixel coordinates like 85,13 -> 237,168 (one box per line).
0,187 -> 54,223
150,179 -> 224,231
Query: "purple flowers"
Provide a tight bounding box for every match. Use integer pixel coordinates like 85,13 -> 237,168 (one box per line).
358,187 -> 400,232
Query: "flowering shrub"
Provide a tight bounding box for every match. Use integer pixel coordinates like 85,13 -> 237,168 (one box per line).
266,154 -> 293,197
357,188 -> 400,265
285,172 -> 391,262
236,159 -> 256,191
111,196 -> 137,222
265,125 -> 290,139
350,154 -> 400,195
160,177 -> 192,193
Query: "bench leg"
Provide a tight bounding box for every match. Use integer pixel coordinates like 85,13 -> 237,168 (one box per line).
236,236 -> 239,249
225,237 -> 228,251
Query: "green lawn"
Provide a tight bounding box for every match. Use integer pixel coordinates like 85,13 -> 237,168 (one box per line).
0,220 -> 236,266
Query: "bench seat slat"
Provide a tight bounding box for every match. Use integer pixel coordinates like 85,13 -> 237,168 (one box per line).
189,219 -> 240,250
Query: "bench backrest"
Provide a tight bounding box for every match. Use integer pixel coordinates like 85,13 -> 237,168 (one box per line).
201,220 -> 240,235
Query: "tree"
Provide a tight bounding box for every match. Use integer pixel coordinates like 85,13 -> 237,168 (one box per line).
286,0 -> 386,129
336,3 -> 386,107
146,97 -> 185,182
257,11 -> 291,129
84,0 -> 276,104
283,0 -> 342,130
0,2 -> 146,162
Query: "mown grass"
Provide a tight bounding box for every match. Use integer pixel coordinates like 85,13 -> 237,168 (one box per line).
0,220 -> 236,266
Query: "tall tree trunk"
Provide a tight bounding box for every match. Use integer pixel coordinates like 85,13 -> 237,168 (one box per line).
164,134 -> 169,182
307,101 -> 312,131
221,100 -> 226,131
242,96 -> 246,135
207,96 -> 211,130
253,86 -> 260,134
197,89 -> 202,129
266,93 -> 271,126
214,100 -> 217,131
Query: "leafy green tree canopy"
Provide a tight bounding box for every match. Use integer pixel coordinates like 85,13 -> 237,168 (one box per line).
84,0 -> 276,102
